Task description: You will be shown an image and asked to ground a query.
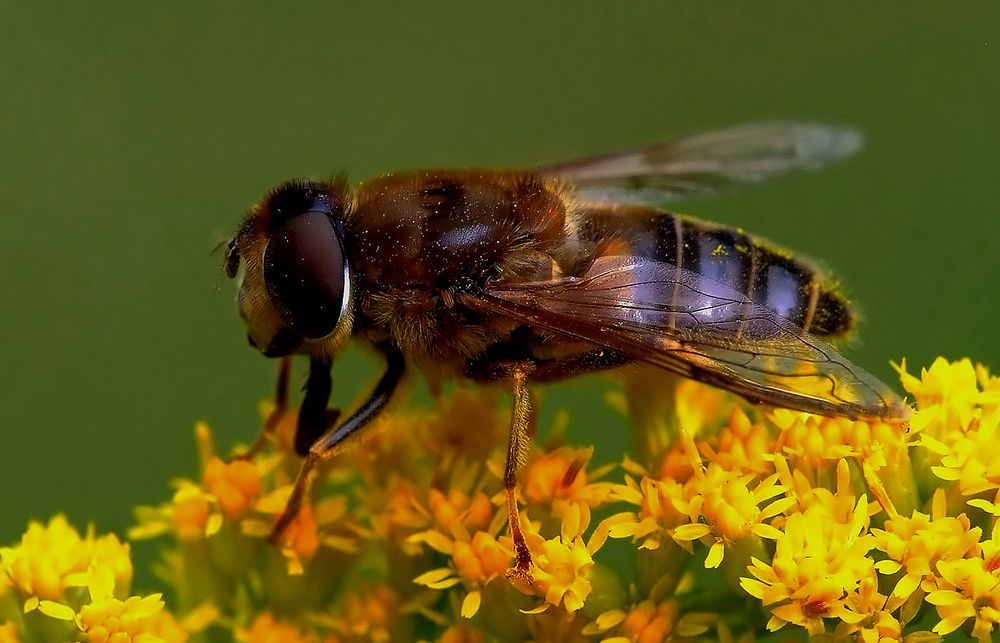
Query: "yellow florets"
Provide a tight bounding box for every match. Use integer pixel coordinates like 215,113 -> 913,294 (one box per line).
1,515 -> 132,602
741,495 -> 875,635
525,510 -> 599,613
8,356 -> 1000,641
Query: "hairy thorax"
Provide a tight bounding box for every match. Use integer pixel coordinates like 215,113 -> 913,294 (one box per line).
344,169 -> 573,370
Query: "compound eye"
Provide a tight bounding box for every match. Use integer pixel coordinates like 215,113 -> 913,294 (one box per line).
263,211 -> 346,339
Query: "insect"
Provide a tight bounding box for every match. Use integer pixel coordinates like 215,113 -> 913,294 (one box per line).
224,121 -> 910,581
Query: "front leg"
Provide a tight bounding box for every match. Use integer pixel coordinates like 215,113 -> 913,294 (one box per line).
269,347 -> 406,543
295,356 -> 341,456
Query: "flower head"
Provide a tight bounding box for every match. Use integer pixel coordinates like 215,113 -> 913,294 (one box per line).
203,456 -> 262,519
236,612 -> 318,643
321,584 -> 402,643
871,489 -> 982,606
741,495 -> 875,635
522,446 -> 614,525
584,599 -> 718,642
896,357 -> 984,435
1,515 -> 132,602
702,407 -> 773,474
17,355 -> 1000,642
76,568 -> 166,643
523,504 -> 610,614
411,512 -> 515,619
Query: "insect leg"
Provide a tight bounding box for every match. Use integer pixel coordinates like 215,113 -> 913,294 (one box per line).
268,347 -> 406,543
294,357 -> 342,457
232,356 -> 292,461
504,366 -> 536,584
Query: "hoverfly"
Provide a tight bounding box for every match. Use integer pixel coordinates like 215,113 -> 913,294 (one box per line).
224,121 -> 909,581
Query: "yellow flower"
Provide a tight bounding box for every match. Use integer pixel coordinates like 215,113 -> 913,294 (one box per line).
890,358 -> 1000,508
236,612 -> 318,643
371,454 -> 493,551
702,407 -> 773,474
978,364 -> 1000,426
131,422 -> 275,543
915,518 -> 1000,640
169,484 -> 213,541
142,609 -> 191,643
452,531 -> 511,588
522,446 -> 615,523
437,623 -> 487,643
896,357 -> 984,435
612,437 -> 788,569
607,474 -> 689,551
522,504 -> 608,614
73,355 -> 1000,640
870,490 -> 981,605
928,412 -> 1000,501
586,599 -> 718,642
411,520 -> 515,618
406,467 -> 522,619
688,464 -> 787,563
773,411 -> 856,472
530,533 -> 593,613
320,585 -> 401,643
831,576 -> 903,643
654,444 -> 696,483
249,489 -> 339,574
71,567 -> 166,643
845,419 -> 910,468
367,479 -> 432,554
203,456 -> 262,519
427,488 -> 494,537
740,495 -> 875,636
585,601 -> 674,642
928,556 -> 1000,640
1,515 -> 132,602
0,622 -> 19,643
771,455 -> 868,523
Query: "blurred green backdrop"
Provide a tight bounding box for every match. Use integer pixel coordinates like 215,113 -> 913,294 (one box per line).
2,2 -> 997,545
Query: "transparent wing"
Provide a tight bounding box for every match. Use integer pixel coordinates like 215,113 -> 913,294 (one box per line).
468,255 -> 907,422
539,121 -> 862,204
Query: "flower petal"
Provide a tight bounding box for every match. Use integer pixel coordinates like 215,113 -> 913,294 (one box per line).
38,600 -> 76,621
925,590 -> 962,606
892,573 -> 920,599
672,524 -> 711,541
740,578 -> 767,599
874,560 -> 902,575
413,568 -> 457,586
752,523 -> 784,540
704,542 -> 724,568
461,590 -> 481,619
23,596 -> 38,614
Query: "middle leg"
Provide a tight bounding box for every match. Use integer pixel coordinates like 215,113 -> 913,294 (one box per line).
503,365 -> 536,583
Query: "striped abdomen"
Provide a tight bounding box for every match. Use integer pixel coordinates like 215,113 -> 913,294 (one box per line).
578,205 -> 854,338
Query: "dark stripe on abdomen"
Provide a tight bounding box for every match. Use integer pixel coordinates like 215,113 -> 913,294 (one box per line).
578,205 -> 855,338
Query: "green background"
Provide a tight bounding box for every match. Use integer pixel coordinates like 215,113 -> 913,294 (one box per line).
2,3 -> 997,545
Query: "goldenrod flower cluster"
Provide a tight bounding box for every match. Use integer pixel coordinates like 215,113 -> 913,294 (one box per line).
1,356 -> 998,641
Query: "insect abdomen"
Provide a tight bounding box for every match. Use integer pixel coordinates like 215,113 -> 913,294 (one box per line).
579,205 -> 855,338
